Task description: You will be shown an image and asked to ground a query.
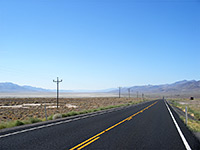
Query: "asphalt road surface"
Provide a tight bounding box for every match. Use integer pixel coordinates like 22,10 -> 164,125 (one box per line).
0,100 -> 200,150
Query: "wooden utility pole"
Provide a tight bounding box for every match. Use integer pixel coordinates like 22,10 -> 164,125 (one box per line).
119,87 -> 121,98
53,77 -> 62,109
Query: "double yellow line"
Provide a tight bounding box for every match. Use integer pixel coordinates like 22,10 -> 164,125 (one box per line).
70,101 -> 158,150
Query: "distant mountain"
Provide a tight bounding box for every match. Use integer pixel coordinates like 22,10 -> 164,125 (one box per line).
1,80 -> 200,94
73,88 -> 117,93
0,82 -> 114,93
111,80 -> 200,95
0,82 -> 50,92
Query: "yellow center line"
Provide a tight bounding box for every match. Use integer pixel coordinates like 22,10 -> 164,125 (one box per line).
77,137 -> 100,150
69,101 -> 157,150
69,131 -> 105,150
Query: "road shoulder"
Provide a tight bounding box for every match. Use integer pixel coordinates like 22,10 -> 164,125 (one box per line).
167,100 -> 200,142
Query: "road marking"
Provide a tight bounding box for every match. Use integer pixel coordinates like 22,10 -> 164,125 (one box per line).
69,131 -> 105,150
81,116 -> 89,119
54,122 -> 63,125
165,101 -> 192,150
63,120 -> 72,123
69,101 -> 158,150
73,118 -> 81,121
77,137 -> 100,150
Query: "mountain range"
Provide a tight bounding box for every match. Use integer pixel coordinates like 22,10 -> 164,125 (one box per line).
0,82 -> 112,93
0,80 -> 200,95
0,82 -> 50,92
112,80 -> 200,95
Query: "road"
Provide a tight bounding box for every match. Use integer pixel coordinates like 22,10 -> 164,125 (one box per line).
0,100 -> 200,150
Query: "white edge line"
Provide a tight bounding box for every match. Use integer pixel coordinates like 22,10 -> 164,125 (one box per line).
164,101 -> 192,150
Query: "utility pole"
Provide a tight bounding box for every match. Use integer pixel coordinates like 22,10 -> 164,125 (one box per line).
142,93 -> 144,101
128,88 -> 131,99
137,91 -> 139,99
119,87 -> 121,98
53,77 -> 62,109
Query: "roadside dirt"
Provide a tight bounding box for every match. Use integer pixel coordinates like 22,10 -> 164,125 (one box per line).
0,97 -> 141,122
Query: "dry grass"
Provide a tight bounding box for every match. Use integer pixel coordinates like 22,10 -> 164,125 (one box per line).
180,116 -> 200,132
169,98 -> 200,132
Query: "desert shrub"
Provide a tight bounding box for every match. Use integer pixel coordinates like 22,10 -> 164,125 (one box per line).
171,101 -> 180,107
29,118 -> 42,124
62,113 -> 69,117
62,111 -> 80,118
80,110 -> 89,114
15,120 -> 24,126
0,124 -> 6,129
188,107 -> 195,114
53,114 -> 62,120
86,110 -> 92,113
93,109 -> 99,112
48,115 -> 53,120
100,108 -> 105,110
95,108 -> 101,111
68,111 -> 79,116
188,107 -> 200,120
79,111 -> 86,114
194,112 -> 200,120
0,121 -> 16,129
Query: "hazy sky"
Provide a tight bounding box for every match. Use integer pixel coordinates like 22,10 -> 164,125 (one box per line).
0,0 -> 200,90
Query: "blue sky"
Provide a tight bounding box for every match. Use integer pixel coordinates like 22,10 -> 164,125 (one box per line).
0,0 -> 200,90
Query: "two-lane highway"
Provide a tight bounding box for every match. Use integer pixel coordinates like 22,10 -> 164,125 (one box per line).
0,100 -> 200,149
